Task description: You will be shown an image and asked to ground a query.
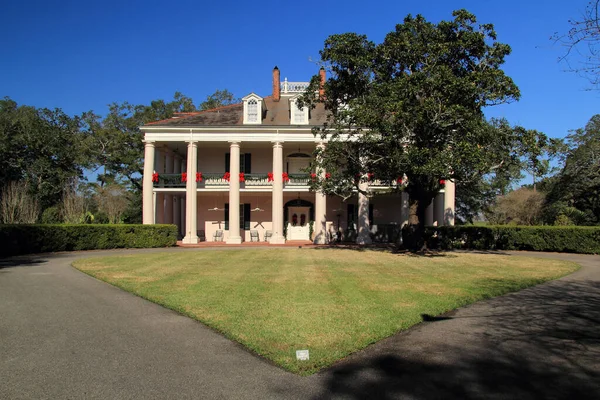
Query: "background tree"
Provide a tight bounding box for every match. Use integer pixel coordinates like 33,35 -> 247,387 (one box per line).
485,187 -> 545,225
300,10 -> 549,241
199,89 -> 239,110
544,114 -> 600,224
0,181 -> 39,224
554,1 -> 600,88
0,97 -> 90,214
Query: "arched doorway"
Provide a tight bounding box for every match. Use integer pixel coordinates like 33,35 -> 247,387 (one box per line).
284,199 -> 314,241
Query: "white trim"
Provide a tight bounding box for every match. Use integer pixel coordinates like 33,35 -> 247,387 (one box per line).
143,132 -> 346,143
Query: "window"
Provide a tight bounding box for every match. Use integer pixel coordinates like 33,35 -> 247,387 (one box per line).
290,98 -> 309,125
224,203 -> 251,230
243,94 -> 262,124
225,153 -> 251,173
247,99 -> 258,123
293,105 -> 306,124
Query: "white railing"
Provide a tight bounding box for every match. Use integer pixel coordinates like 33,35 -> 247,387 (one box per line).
281,78 -> 309,93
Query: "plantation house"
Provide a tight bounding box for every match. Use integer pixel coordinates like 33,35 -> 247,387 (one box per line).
140,67 -> 455,244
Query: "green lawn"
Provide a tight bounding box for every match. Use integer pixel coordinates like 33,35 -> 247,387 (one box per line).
73,249 -> 578,375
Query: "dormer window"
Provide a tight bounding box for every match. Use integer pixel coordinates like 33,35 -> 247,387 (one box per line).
289,97 -> 309,125
247,99 -> 258,122
242,93 -> 263,124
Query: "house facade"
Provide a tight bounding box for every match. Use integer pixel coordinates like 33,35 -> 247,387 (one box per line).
140,67 -> 456,244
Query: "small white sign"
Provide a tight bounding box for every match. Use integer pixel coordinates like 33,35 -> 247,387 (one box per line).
296,350 -> 309,361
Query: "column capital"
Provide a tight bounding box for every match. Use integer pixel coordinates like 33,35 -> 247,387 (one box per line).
186,140 -> 198,146
143,140 -> 155,146
271,140 -> 285,145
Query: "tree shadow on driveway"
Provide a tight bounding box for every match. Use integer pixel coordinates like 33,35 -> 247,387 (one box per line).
312,279 -> 600,399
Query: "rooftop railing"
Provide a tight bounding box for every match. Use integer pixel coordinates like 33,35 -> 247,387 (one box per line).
281,78 -> 309,93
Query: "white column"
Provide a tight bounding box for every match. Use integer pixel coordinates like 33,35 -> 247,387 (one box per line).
444,179 -> 456,226
356,175 -> 372,244
226,142 -> 242,244
155,148 -> 165,224
182,142 -> 198,244
173,156 -> 181,235
142,141 -> 155,224
164,152 -> 174,224
314,142 -> 327,244
270,141 -> 285,244
425,200 -> 434,226
434,192 -> 444,227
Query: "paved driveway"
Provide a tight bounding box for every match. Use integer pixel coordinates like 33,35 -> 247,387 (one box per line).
1,249 -> 598,399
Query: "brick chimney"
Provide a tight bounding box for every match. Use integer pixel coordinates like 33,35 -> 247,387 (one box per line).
319,67 -> 326,99
272,66 -> 280,102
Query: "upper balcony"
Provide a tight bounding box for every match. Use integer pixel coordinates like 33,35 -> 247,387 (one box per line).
153,173 -> 401,192
152,172 -> 312,191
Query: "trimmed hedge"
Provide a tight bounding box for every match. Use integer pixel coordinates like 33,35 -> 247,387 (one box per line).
407,225 -> 600,254
0,224 -> 177,257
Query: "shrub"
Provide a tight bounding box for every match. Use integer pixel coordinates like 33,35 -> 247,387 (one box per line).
0,224 -> 177,257
403,225 -> 600,254
41,207 -> 62,224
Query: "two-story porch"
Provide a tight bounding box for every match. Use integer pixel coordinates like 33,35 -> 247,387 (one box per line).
140,67 -> 455,244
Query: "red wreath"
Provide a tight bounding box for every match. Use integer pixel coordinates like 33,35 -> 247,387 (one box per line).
282,172 -> 290,182
439,179 -> 446,185
396,177 -> 403,184
325,172 -> 331,179
196,172 -> 202,182
239,172 -> 245,182
152,173 -> 159,183
223,172 -> 231,182
181,172 -> 187,182
267,172 -> 274,182
367,172 -> 374,181
310,173 -> 317,181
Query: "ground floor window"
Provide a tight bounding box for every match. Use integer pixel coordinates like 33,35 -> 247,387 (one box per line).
224,203 -> 250,230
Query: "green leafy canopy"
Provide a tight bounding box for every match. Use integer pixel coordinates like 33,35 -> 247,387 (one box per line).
300,9 -> 552,225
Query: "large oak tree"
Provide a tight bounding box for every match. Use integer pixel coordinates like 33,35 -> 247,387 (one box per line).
301,9 -> 551,234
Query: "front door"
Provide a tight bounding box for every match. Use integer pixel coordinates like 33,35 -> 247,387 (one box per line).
287,206 -> 310,240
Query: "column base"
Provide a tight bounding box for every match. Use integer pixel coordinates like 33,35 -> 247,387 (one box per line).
226,236 -> 243,244
269,235 -> 286,244
182,235 -> 199,244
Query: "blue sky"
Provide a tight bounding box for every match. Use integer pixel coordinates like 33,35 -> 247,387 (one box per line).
1,0 -> 598,141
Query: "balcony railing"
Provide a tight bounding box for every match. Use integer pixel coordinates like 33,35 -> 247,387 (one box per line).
153,173 -> 397,189
286,173 -> 311,186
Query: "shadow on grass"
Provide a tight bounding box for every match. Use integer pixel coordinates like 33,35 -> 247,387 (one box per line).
313,279 -> 600,399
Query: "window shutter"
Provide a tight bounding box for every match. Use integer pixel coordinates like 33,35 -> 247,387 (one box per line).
244,153 -> 251,174
244,204 -> 251,230
224,203 -> 229,230
225,153 -> 230,173
369,204 -> 374,227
